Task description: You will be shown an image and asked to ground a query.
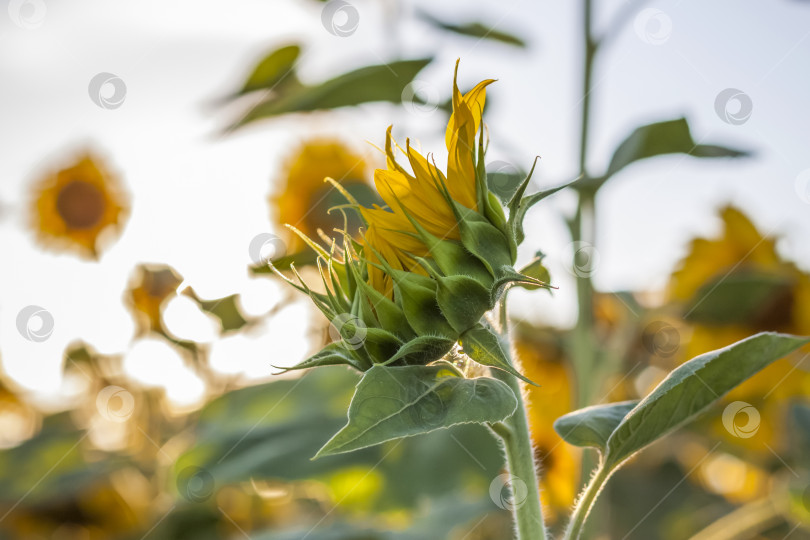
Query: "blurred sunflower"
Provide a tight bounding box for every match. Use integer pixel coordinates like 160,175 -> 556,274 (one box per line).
515,333 -> 579,520
667,206 -> 810,460
271,140 -> 377,254
29,152 -> 129,259
124,264 -> 183,335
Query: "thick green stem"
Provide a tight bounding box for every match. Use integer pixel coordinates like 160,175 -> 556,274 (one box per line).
564,462 -> 611,540
491,365 -> 547,540
490,300 -> 546,540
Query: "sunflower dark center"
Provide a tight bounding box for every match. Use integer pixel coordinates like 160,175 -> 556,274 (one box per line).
56,180 -> 105,229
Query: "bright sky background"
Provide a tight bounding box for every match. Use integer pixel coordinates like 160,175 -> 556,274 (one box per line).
2,0 -> 809,403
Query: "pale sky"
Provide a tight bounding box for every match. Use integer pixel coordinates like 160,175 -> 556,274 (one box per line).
1,0 -> 809,402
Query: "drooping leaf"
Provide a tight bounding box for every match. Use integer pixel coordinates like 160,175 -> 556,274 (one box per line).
683,271 -> 795,326
604,332 -> 809,468
229,58 -> 432,130
598,117 -> 749,187
553,400 -> 638,453
175,366 -> 506,511
459,323 -> 538,386
315,363 -> 517,458
419,11 -> 526,48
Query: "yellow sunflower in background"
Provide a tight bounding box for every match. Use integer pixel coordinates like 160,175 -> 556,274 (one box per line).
271,140 -> 375,254
124,264 -> 183,335
515,333 -> 579,520
30,152 -> 129,259
667,206 -> 810,468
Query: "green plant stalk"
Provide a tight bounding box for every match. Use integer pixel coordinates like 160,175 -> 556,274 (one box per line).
491,364 -> 547,540
564,461 -> 611,540
490,300 -> 547,540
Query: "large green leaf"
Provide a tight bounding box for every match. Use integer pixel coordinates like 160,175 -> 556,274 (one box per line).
683,271 -> 794,325
419,11 -> 526,48
315,363 -> 517,458
596,117 -> 749,188
553,400 -> 638,453
175,366 -> 506,510
604,332 -> 809,468
229,58 -> 432,130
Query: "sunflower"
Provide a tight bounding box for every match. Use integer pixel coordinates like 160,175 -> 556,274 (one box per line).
124,264 -> 183,335
667,206 -> 810,458
30,152 -> 129,259
360,67 -> 494,296
271,140 -> 374,254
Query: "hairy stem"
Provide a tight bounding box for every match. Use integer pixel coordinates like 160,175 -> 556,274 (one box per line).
564,461 -> 611,540
489,299 -> 547,540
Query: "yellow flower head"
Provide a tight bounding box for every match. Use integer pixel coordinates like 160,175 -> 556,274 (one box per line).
667,205 -> 810,463
272,140 -> 371,253
29,152 -> 129,259
271,62 -> 553,375
360,63 -> 495,296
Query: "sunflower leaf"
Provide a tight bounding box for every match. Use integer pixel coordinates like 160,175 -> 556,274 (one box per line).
314,363 -> 517,458
229,58 -> 432,130
553,400 -> 638,453
588,117 -> 750,191
603,332 -> 810,468
236,44 -> 302,96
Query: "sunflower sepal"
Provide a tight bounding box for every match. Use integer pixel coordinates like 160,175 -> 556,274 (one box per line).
414,257 -> 493,334
273,342 -> 364,372
452,202 -> 514,276
379,335 -> 456,366
459,323 -> 539,386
